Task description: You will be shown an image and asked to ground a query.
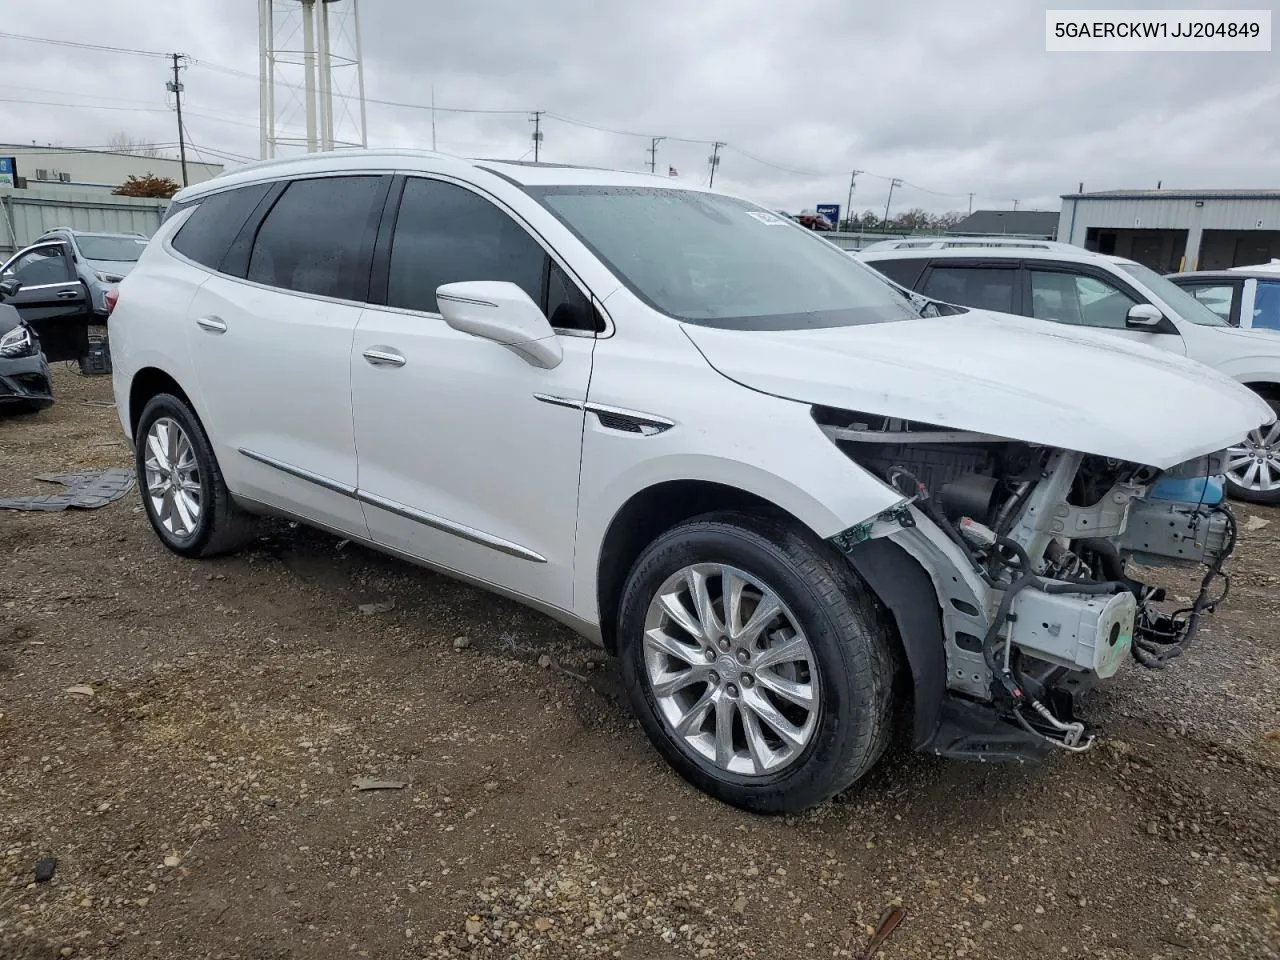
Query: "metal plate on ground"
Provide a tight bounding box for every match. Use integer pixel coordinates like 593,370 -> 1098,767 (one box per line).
0,468 -> 136,512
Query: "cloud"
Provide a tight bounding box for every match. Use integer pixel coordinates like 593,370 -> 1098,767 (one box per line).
1,0 -> 1276,215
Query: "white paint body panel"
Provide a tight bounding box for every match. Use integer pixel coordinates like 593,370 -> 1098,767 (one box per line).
683,309 -> 1272,470
109,150 -> 1274,640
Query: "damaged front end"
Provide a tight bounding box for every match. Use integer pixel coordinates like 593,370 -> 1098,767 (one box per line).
815,406 -> 1236,761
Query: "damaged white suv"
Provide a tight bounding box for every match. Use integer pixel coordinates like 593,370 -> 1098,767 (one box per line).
109,151 -> 1270,813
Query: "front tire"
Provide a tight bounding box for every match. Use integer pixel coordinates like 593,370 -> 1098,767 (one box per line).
135,392 -> 255,558
617,511 -> 896,814
1225,396 -> 1280,505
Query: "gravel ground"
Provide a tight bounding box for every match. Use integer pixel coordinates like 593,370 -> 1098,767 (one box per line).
2,367 -> 1278,960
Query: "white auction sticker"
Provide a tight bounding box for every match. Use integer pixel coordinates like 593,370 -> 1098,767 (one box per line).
1046,9 -> 1271,51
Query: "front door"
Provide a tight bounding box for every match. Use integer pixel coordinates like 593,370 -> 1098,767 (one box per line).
0,241 -> 92,361
351,176 -> 598,610
1023,264 -> 1187,356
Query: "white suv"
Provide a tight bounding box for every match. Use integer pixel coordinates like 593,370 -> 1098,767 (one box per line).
109,150 -> 1268,812
858,243 -> 1280,503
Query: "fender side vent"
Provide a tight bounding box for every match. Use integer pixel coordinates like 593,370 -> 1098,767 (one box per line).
595,411 -> 645,433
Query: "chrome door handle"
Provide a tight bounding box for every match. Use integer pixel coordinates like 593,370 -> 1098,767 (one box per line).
56,289 -> 79,299
362,348 -> 406,367
196,315 -> 228,333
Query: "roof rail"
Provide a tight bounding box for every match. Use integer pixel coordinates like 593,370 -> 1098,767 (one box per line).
208,146 -> 461,180
860,235 -> 1075,253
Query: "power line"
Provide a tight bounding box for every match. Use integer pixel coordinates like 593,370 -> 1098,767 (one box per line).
0,31 -> 169,59
0,96 -> 171,114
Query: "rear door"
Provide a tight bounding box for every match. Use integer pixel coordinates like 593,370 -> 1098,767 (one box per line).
181,174 -> 392,539
0,241 -> 92,361
917,259 -> 1022,314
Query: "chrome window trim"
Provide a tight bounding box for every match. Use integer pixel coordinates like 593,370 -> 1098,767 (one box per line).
161,170 -> 617,338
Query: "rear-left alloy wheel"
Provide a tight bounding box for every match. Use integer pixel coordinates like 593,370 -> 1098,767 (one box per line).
135,392 -> 255,558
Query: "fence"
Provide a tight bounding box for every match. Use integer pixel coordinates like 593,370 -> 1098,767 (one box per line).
0,187 -> 169,257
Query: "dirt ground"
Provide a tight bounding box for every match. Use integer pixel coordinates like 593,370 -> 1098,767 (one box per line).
1,366 -> 1278,960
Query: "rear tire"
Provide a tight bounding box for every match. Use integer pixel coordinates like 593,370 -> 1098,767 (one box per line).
1225,395 -> 1280,505
135,392 -> 256,558
617,510 -> 896,814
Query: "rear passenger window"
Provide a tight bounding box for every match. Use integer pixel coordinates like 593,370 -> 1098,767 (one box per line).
387,178 -> 545,314
248,176 -> 388,301
170,183 -> 271,271
922,265 -> 1016,314
866,257 -> 927,290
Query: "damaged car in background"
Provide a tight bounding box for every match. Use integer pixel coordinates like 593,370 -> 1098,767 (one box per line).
0,294 -> 53,412
108,152 -> 1271,813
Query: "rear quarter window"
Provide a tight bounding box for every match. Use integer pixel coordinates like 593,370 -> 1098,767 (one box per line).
170,184 -> 273,272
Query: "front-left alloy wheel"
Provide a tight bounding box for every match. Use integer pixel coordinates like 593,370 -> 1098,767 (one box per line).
617,510 -> 897,814
135,392 -> 255,557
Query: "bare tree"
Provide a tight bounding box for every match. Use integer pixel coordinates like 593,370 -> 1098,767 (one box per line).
106,132 -> 166,159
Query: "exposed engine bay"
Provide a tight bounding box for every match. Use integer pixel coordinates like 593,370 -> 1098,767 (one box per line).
815,406 -> 1236,758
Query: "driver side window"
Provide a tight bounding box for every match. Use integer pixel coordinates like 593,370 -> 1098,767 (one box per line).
387,177 -> 600,332
1029,270 -> 1137,328
4,246 -> 73,287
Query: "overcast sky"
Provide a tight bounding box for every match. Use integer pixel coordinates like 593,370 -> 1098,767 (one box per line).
1,0 -> 1277,216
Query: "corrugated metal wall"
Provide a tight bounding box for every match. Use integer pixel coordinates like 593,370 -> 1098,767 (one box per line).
0,188 -> 168,256
1059,197 -> 1280,246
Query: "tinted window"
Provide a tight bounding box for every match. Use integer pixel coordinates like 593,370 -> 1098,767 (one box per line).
867,257 -> 927,289
248,176 -> 387,301
545,259 -> 598,331
171,184 -> 272,271
1029,271 -> 1136,328
531,186 -> 915,330
387,178 -> 544,314
1254,281 -> 1280,331
3,246 -> 73,286
921,265 -> 1015,313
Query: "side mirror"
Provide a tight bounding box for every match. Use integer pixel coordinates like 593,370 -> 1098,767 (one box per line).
1126,303 -> 1166,330
436,281 -> 563,369
0,278 -> 21,299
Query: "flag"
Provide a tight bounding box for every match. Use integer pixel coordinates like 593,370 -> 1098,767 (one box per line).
668,166 -> 678,176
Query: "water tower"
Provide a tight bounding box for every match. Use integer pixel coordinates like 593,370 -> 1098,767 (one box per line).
258,0 -> 368,158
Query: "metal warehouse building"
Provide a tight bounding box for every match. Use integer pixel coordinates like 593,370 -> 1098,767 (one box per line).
1057,189 -> 1280,274
0,144 -> 221,195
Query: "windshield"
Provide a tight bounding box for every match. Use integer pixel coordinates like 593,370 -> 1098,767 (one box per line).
75,235 -> 147,262
528,186 -> 916,330
1118,261 -> 1228,327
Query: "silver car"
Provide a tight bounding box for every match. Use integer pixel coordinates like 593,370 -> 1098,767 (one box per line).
33,228 -> 149,316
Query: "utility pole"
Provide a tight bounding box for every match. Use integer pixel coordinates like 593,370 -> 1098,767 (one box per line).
530,111 -> 544,162
707,141 -> 724,187
167,53 -> 188,186
1012,199 -> 1019,211
883,178 -> 902,229
845,170 -> 861,231
967,192 -> 974,214
647,136 -> 665,174
431,85 -> 437,151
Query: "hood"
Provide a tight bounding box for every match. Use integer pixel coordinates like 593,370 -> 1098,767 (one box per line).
82,258 -> 138,281
682,310 -> 1273,470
